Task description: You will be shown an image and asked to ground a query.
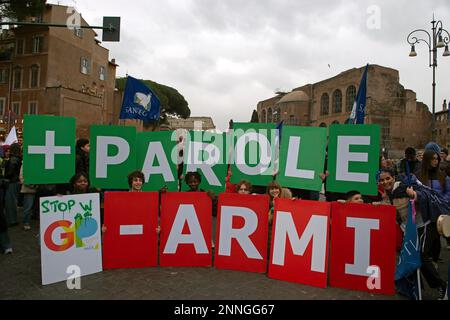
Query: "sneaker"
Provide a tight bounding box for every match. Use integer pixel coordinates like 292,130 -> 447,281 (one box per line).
437,282 -> 448,300
23,224 -> 31,231
3,248 -> 13,254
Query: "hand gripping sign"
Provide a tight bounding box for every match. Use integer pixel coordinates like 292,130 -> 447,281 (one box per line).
329,202 -> 396,295
160,192 -> 212,267
268,199 -> 331,288
214,193 -> 270,273
102,192 -> 159,269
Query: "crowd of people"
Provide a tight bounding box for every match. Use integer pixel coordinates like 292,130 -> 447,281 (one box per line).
0,136 -> 448,299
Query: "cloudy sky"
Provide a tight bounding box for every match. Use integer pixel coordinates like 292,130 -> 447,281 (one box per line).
48,0 -> 450,131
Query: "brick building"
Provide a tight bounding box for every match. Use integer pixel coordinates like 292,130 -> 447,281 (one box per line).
0,4 -> 117,139
256,64 -> 433,158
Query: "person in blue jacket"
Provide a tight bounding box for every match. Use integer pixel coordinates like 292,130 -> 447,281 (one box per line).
417,149 -> 450,266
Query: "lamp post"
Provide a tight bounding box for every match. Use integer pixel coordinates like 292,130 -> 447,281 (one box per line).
407,15 -> 450,141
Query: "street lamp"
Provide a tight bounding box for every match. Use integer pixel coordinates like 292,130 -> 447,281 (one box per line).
407,15 -> 450,141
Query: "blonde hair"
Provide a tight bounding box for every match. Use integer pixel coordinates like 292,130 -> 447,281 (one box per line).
280,187 -> 292,199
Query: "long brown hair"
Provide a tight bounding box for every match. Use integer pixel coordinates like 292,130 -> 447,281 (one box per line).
419,150 -> 445,189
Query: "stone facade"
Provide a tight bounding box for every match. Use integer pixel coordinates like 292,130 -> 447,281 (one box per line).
435,100 -> 450,150
0,4 -> 117,139
257,64 -> 433,158
167,117 -> 216,131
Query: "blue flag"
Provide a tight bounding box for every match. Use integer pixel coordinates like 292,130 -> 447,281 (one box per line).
349,64 -> 369,124
395,199 -> 421,299
276,120 -> 284,143
395,200 -> 421,280
120,76 -> 161,123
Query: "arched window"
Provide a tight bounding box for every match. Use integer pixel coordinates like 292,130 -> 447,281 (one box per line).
261,110 -> 266,123
320,93 -> 329,116
332,120 -> 340,125
332,89 -> 342,113
346,85 -> 356,112
273,107 -> 280,123
319,122 -> 327,127
267,108 -> 273,123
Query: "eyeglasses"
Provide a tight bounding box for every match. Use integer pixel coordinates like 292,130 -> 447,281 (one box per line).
239,188 -> 248,191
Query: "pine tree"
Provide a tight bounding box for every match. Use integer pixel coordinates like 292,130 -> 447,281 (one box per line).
250,110 -> 259,123
0,0 -> 46,21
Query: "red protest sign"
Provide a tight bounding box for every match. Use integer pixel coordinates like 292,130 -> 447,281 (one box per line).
160,192 -> 212,267
329,202 -> 396,295
268,199 -> 331,288
102,192 -> 159,269
214,193 -> 270,273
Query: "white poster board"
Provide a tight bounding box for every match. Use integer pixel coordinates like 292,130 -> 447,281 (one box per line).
40,193 -> 102,285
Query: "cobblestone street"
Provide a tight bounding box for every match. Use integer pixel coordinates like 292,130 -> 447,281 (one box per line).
1,208 -> 448,300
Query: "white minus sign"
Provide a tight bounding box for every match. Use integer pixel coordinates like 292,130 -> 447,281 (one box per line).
120,225 -> 144,235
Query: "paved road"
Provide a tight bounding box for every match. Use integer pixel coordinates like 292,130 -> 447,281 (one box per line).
1,208 -> 448,300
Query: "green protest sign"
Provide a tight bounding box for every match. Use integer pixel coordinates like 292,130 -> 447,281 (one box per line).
277,126 -> 327,191
230,122 -> 276,187
181,130 -> 227,194
137,131 -> 179,192
23,115 -> 76,184
326,124 -> 380,195
90,125 -> 136,189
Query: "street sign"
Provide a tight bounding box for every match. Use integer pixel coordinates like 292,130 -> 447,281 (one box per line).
102,17 -> 120,42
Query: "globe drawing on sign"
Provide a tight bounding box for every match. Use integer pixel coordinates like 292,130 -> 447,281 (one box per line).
75,212 -> 98,239
134,92 -> 152,111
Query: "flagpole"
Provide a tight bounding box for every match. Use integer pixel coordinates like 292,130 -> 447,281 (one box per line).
417,269 -> 422,300
120,75 -> 128,127
7,110 -> 11,133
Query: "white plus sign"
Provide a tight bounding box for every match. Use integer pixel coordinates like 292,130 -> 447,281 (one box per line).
28,131 -> 71,169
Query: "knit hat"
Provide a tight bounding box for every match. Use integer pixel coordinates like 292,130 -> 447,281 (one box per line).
424,141 -> 441,155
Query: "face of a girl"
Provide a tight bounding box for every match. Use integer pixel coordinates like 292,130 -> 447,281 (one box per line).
430,153 -> 439,168
131,177 -> 143,191
237,184 -> 250,194
74,176 -> 88,193
379,172 -> 394,191
269,187 -> 281,198
187,176 -> 200,191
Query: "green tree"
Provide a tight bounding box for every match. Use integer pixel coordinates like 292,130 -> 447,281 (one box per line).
116,77 -> 190,121
250,109 -> 259,123
0,0 -> 46,21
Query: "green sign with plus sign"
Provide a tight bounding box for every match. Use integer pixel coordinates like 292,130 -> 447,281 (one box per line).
23,115 -> 76,184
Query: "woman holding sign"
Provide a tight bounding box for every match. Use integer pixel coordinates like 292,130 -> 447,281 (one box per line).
266,181 -> 292,225
377,168 -> 448,299
185,172 -> 218,216
69,172 -> 98,195
417,149 -> 450,267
